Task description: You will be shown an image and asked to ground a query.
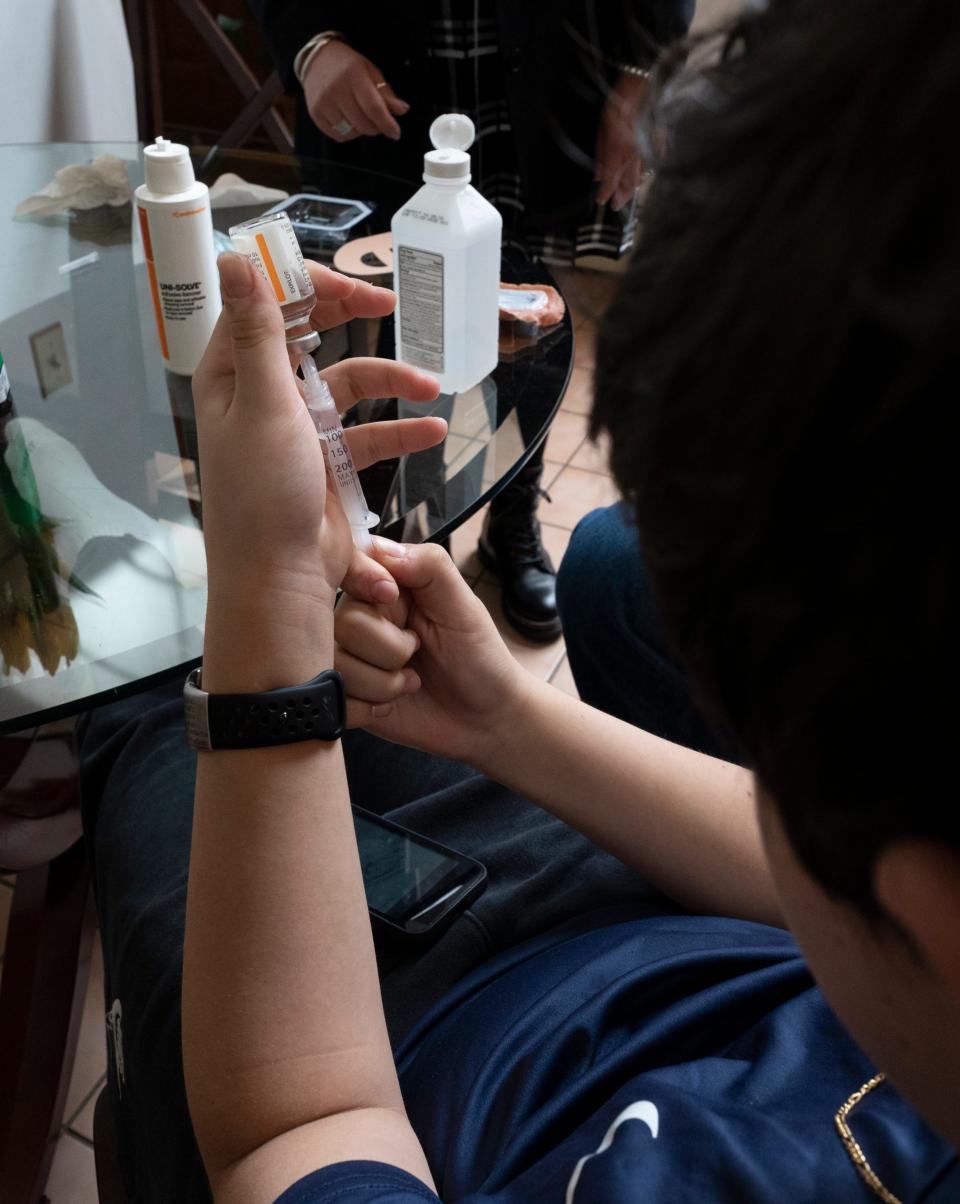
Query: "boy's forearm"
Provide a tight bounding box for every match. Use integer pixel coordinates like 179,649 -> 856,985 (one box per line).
182,606 -> 402,1175
475,675 -> 783,926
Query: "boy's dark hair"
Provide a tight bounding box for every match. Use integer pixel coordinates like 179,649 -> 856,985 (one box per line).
592,0 -> 957,913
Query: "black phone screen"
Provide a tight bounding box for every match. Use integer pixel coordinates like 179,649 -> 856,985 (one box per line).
353,807 -> 485,933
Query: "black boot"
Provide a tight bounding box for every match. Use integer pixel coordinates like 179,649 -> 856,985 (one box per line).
478,455 -> 561,641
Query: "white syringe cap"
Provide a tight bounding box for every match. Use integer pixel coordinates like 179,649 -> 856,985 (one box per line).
143,136 -> 197,195
424,113 -> 474,181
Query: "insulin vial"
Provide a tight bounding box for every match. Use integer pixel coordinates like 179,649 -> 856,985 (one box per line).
228,212 -> 320,356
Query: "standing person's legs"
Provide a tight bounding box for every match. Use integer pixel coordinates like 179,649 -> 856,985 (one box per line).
557,502 -> 740,761
478,442 -> 561,642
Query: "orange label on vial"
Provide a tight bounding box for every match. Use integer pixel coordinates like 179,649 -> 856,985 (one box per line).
255,232 -> 286,304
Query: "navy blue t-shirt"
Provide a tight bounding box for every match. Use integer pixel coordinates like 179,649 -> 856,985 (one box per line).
276,911 -> 958,1202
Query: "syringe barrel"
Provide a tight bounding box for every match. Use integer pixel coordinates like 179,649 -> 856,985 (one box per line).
317,419 -> 375,529
300,358 -> 379,548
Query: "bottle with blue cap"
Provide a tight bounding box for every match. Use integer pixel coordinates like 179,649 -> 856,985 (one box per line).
391,113 -> 502,394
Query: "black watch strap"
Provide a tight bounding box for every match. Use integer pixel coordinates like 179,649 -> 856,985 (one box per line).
183,667 -> 346,750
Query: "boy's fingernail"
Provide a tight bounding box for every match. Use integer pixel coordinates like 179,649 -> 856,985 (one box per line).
373,536 -> 408,558
372,578 -> 399,603
218,252 -> 254,299
403,671 -> 421,693
372,703 -> 393,718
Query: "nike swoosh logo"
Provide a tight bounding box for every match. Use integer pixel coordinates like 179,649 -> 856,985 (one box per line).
566,1100 -> 660,1204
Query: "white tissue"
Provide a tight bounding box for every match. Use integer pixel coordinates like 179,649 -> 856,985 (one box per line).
208,172 -> 288,209
14,153 -> 131,217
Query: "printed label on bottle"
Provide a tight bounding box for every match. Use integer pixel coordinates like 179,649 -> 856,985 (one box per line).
158,279 -> 209,323
138,206 -> 214,346
400,207 -> 449,226
135,195 -> 221,374
137,206 -> 170,358
397,246 -> 444,373
233,220 -> 311,305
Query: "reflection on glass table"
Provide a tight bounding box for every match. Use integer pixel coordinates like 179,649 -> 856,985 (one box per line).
0,414 -> 205,730
0,141 -> 573,733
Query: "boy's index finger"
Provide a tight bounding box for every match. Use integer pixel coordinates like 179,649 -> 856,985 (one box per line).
305,262 -> 396,329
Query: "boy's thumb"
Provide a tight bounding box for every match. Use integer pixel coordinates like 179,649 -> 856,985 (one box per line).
217,253 -> 292,397
370,539 -> 469,618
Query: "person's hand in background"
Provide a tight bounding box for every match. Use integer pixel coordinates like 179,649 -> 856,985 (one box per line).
303,39 -> 410,143
334,540 -> 530,767
594,70 -> 650,211
193,254 -> 443,689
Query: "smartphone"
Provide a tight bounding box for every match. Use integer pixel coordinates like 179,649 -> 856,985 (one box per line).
353,806 -> 487,940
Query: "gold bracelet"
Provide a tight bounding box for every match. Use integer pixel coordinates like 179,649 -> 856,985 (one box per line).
835,1074 -> 902,1204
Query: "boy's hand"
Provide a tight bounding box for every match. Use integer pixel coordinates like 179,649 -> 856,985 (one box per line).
193,255 -> 444,689
195,255 -> 443,606
334,540 -> 532,768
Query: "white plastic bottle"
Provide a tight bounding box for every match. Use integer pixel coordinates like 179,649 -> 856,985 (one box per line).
134,137 -> 221,375
392,114 -> 502,395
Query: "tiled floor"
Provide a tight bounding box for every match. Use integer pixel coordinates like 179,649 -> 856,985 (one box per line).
0,873 -> 107,1201
3,273 -> 615,1200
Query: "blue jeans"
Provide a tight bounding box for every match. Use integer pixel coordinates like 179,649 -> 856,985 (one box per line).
557,503 -> 738,759
78,503 -> 731,1203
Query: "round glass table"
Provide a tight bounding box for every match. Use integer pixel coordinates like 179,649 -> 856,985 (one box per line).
0,142 -> 573,732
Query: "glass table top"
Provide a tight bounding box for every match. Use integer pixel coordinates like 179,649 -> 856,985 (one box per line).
0,142 -> 574,732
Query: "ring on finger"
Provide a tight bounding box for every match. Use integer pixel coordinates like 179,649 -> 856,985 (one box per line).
334,118 -> 353,136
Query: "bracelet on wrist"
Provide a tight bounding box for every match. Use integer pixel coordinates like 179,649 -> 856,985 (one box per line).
294,30 -> 347,86
617,62 -> 652,79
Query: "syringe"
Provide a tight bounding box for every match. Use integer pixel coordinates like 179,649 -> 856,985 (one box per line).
298,355 -> 379,551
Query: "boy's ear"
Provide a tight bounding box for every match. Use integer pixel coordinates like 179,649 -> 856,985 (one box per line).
874,841 -> 960,995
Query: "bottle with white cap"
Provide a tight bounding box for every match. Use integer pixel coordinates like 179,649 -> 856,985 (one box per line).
134,137 -> 222,375
391,113 -> 502,394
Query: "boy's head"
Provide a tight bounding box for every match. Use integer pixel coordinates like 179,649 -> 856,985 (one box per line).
592,0 -> 959,1143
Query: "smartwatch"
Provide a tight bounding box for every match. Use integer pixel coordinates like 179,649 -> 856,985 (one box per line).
183,667 -> 346,750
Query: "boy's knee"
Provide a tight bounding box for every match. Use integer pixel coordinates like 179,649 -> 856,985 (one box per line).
557,503 -> 638,624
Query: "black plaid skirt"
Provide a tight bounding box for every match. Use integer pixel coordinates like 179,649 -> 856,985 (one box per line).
425,1 -> 637,266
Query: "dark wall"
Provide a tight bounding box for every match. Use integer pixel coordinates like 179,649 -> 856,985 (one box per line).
138,1 -> 295,147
